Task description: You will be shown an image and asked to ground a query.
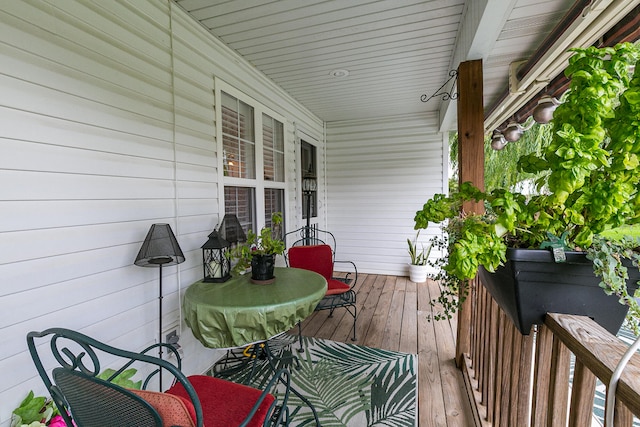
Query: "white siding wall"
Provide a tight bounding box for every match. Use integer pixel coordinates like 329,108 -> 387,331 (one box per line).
0,2 -> 322,424
325,113 -> 447,276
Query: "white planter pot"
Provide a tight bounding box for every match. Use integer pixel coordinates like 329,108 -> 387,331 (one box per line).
408,263 -> 428,283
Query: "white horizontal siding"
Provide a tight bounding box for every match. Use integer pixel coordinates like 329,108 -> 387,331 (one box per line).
0,1 -> 323,423
326,113 -> 447,276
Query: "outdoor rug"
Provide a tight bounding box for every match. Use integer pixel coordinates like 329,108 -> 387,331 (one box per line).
207,334 -> 417,426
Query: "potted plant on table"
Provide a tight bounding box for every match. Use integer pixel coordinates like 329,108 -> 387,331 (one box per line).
229,212 -> 285,283
407,231 -> 432,283
415,42 -> 640,334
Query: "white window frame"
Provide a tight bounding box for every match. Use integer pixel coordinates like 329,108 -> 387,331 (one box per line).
215,79 -> 288,232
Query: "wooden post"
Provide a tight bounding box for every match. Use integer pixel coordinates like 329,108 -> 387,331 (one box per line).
455,59 -> 484,366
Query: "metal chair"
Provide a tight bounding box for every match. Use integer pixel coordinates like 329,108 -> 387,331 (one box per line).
284,226 -> 358,285
285,227 -> 358,341
27,328 -> 290,427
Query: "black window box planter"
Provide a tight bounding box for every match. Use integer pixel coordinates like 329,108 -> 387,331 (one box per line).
478,248 -> 639,335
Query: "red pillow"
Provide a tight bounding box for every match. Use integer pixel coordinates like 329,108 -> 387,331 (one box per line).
167,375 -> 274,427
288,245 -> 334,281
129,388 -> 197,427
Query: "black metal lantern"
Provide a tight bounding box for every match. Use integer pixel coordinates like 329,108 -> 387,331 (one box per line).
201,230 -> 231,282
302,174 -> 317,245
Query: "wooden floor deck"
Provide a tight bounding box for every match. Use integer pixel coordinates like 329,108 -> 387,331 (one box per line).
295,273 -> 475,427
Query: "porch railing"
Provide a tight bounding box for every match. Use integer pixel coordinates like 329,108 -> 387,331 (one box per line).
458,278 -> 640,427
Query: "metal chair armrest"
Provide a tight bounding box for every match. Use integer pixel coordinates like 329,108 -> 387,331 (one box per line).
333,260 -> 358,287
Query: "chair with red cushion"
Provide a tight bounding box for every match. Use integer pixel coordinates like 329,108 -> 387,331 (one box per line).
286,238 -> 358,341
284,227 -> 358,288
27,328 -> 290,427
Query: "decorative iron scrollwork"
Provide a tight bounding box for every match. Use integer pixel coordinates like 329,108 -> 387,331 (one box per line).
421,69 -> 459,102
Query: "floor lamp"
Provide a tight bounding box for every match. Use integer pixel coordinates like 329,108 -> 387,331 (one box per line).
134,223 -> 185,390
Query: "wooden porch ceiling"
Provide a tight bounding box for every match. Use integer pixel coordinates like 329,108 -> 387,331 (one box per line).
174,0 -> 598,132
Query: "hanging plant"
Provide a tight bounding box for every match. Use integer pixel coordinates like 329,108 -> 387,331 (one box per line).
415,42 -> 640,325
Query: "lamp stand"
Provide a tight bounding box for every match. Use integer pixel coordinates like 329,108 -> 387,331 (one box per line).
305,192 -> 312,245
158,262 -> 164,390
149,257 -> 172,391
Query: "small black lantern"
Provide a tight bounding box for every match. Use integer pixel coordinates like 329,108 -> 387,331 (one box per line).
201,230 -> 231,282
302,173 -> 317,245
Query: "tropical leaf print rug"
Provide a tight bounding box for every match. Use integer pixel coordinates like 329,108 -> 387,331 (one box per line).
208,334 -> 417,427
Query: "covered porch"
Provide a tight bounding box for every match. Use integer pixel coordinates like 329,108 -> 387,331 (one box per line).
3,1 -> 640,425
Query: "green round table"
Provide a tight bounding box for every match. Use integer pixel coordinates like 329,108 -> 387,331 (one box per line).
183,267 -> 327,348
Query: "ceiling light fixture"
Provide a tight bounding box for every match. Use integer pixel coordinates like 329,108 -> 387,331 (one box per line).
330,69 -> 350,78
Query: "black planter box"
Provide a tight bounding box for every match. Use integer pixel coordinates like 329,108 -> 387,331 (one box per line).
478,248 -> 639,335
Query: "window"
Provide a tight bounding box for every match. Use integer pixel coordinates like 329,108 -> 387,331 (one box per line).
265,188 -> 285,238
217,82 -> 287,235
224,187 -> 255,233
263,114 -> 284,182
222,93 -> 255,179
301,140 -> 317,219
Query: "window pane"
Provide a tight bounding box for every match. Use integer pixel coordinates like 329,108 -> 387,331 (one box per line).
239,100 -> 254,141
222,92 -> 255,179
225,187 -> 255,234
263,114 -> 284,182
265,188 -> 285,238
221,93 -> 238,137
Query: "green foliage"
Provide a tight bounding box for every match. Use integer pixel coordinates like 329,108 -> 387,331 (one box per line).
407,231 -> 431,265
449,122 -> 553,194
97,368 -> 142,389
417,43 -> 640,323
587,236 -> 640,335
228,212 -> 285,274
11,391 -> 57,426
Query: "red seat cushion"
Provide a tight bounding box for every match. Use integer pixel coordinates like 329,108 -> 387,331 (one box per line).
166,375 -> 275,427
288,245 -> 334,282
327,278 -> 351,295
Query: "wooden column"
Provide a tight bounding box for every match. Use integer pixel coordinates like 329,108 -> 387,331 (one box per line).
455,59 -> 484,366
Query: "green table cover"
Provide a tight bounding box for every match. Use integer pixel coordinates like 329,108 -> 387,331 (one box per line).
184,267 -> 327,348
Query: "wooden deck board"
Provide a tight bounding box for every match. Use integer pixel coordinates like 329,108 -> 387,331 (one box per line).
297,274 -> 474,426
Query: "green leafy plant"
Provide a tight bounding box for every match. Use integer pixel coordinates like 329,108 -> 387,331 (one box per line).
407,231 -> 431,265
96,368 -> 142,389
11,391 -> 59,427
587,236 -> 640,334
415,43 -> 640,323
229,212 -> 285,274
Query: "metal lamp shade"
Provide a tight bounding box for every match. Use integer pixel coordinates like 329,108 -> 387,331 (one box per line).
134,224 -> 185,267
202,230 -> 231,282
219,214 -> 247,244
